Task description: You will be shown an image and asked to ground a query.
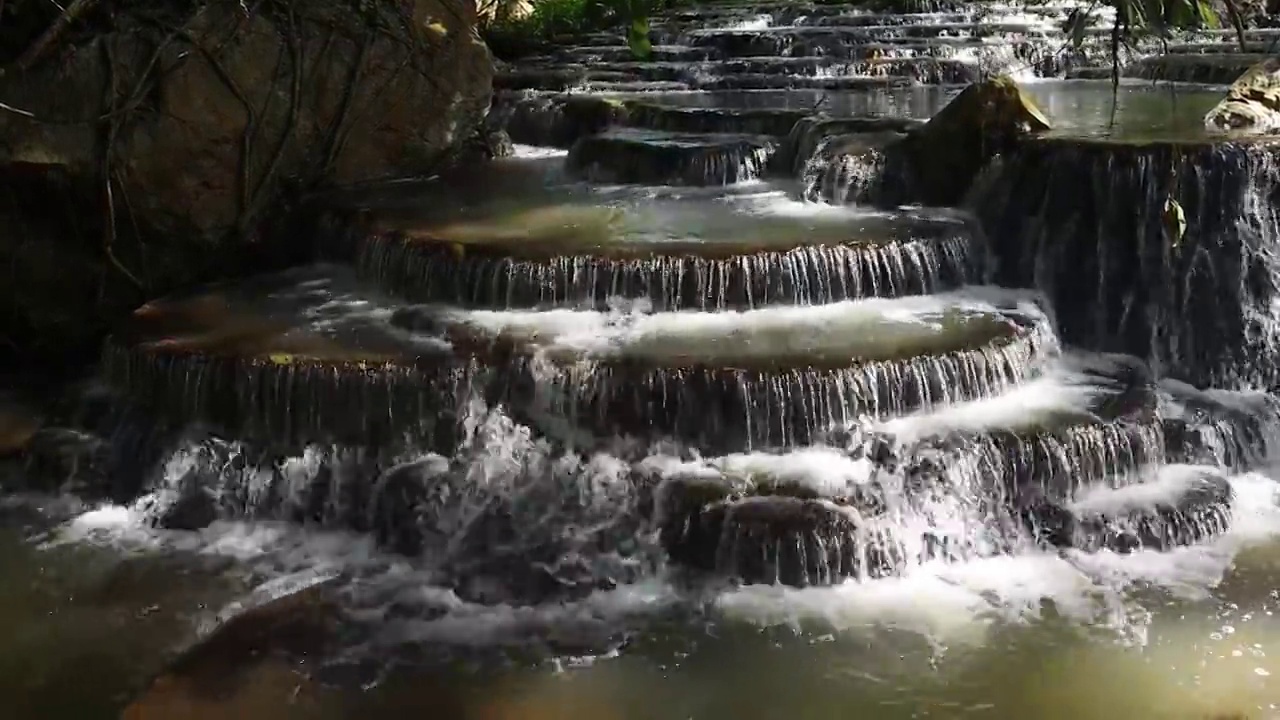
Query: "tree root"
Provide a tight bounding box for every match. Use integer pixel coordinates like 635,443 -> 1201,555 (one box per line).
14,0 -> 98,71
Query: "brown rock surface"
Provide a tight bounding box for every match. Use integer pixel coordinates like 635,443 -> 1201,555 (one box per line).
0,0 -> 493,366
121,577 -> 345,720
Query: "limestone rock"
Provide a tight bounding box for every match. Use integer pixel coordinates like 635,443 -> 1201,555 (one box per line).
1204,57 -> 1280,134
0,0 -> 494,364
881,76 -> 1051,207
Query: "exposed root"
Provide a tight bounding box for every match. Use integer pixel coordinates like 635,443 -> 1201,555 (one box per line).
13,0 -> 97,71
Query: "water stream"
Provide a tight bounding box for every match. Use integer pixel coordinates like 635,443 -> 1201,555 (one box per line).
4,2 -> 1280,718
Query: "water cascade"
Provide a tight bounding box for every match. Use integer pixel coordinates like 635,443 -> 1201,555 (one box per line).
9,1 -> 1280,715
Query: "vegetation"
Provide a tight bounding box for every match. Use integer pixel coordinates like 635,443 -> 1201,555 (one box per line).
482,0 -> 679,59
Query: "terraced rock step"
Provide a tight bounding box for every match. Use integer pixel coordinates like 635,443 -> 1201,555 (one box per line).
1025,466 -> 1234,553
566,128 -> 777,185
1126,53 -> 1273,85
880,353 -> 1164,502
358,199 -> 980,309
414,290 -> 1056,448
668,495 -> 900,586
101,266 -> 463,448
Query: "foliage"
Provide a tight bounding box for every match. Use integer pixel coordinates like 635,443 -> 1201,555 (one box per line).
483,0 -> 671,59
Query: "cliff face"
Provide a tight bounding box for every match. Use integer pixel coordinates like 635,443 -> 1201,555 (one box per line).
0,0 -> 494,368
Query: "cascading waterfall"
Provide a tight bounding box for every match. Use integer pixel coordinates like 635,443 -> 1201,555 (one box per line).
968,138 -> 1280,389
15,6 -> 1280,712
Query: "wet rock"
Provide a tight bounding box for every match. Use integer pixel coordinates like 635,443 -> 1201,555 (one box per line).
1054,469 -> 1235,553
665,495 -> 898,587
1129,53 -> 1272,86
566,128 -> 777,186
969,137 -> 1280,389
367,455 -> 454,556
0,393 -> 41,457
0,0 -> 494,365
493,94 -> 629,148
122,577 -> 345,720
359,207 -> 979,310
1159,380 -> 1280,469
1204,56 -> 1280,134
878,76 -> 1051,206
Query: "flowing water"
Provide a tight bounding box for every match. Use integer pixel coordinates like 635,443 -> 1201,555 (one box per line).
4,2 -> 1280,719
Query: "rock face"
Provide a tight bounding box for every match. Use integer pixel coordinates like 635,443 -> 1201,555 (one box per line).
0,0 -> 494,366
1204,57 -> 1280,134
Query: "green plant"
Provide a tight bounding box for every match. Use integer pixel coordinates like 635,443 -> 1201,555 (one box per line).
483,0 -> 670,59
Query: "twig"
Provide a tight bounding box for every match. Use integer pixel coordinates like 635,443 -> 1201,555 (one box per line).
100,39 -> 142,291
1221,0 -> 1248,52
176,28 -> 256,220
321,30 -> 372,175
15,0 -> 97,71
246,1 -> 304,232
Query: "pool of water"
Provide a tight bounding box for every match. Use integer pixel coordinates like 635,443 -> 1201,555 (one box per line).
1,480 -> 1278,719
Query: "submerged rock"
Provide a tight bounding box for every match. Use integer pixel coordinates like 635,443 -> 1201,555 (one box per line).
1204,57 -> 1280,134
122,578 -> 345,720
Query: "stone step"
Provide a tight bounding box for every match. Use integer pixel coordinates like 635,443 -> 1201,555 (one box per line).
1126,53 -> 1266,84
565,127 -> 779,185
358,198 -> 981,310
1028,465 -> 1235,553
497,56 -> 983,93
878,352 -> 1164,503
409,288 -> 1057,449
99,265 -> 468,449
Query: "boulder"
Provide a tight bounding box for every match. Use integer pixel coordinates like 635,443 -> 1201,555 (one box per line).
880,76 -> 1051,207
1204,56 -> 1280,134
819,77 -> 1050,207
0,0 -> 494,366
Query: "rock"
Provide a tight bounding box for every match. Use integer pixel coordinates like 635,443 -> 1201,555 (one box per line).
880,76 -> 1051,207
0,0 -> 494,366
1204,57 -> 1280,134
121,577 -> 345,720
816,77 -> 1049,207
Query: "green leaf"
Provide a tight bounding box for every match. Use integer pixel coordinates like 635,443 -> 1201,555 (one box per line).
1196,0 -> 1221,27
628,15 -> 652,60
1163,196 -> 1187,249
